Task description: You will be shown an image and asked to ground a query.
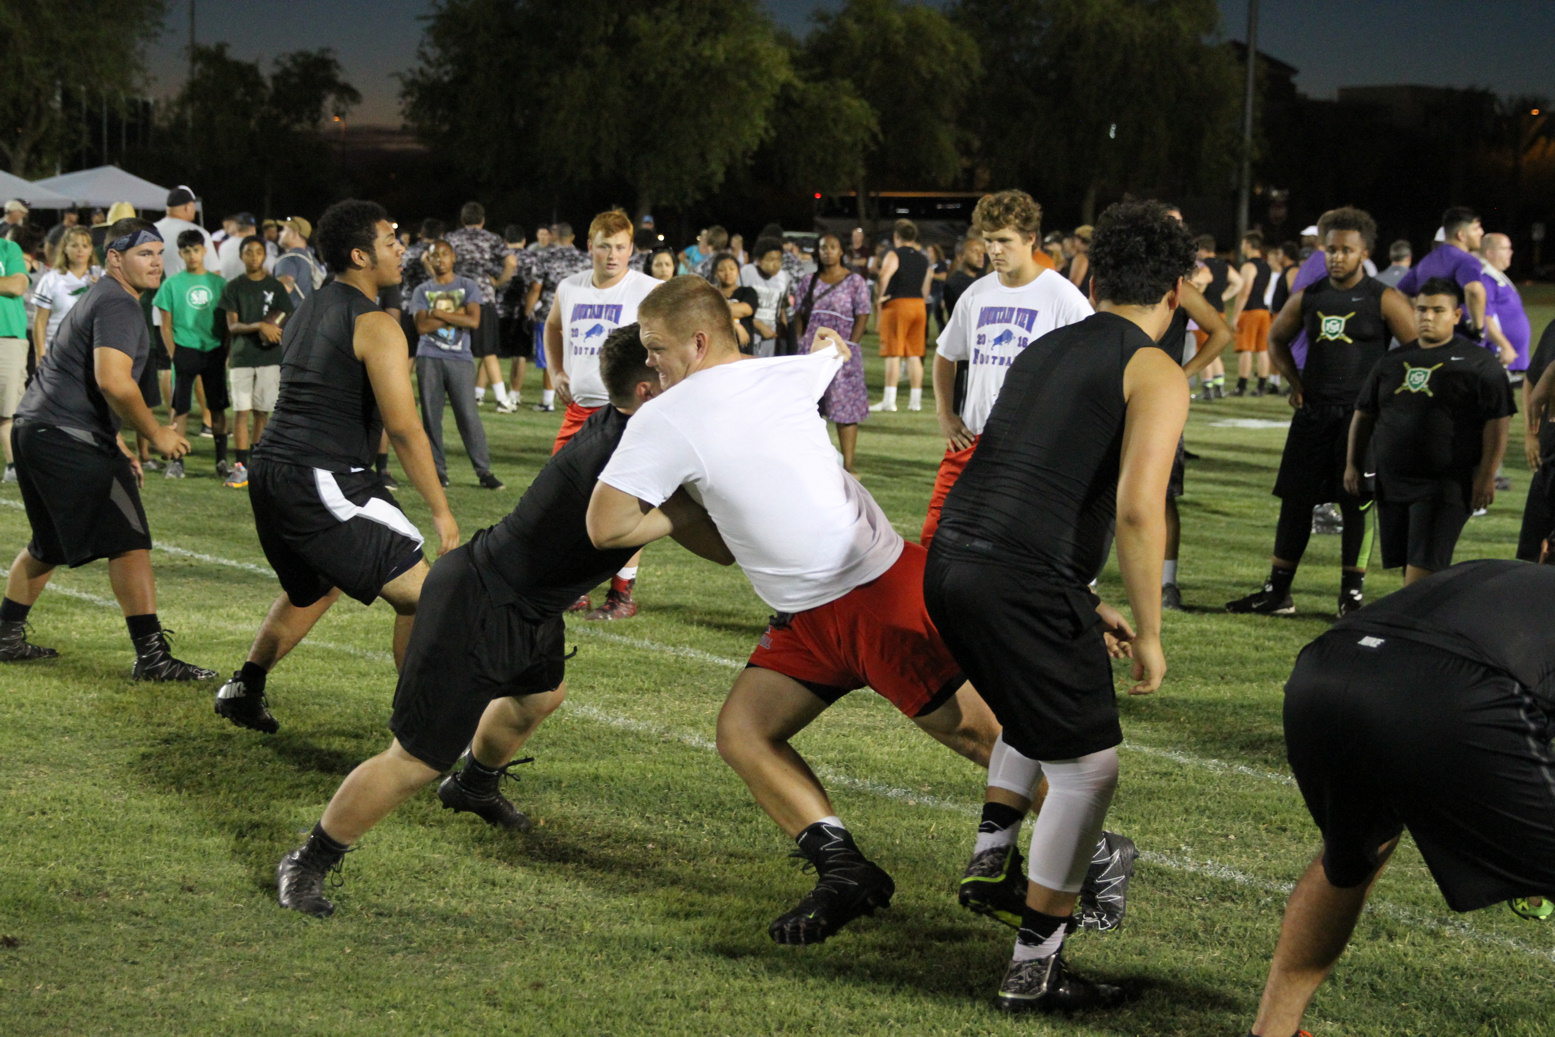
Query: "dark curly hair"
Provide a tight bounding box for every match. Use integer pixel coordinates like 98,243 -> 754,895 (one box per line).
1089,201 -> 1199,307
1322,206 -> 1377,252
599,322 -> 656,406
315,199 -> 389,273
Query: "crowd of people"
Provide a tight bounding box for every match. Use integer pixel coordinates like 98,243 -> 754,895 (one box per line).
2,180 -> 1554,1036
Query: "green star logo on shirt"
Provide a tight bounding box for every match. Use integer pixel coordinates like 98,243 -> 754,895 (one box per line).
1395,362 -> 1443,396
1316,311 -> 1355,343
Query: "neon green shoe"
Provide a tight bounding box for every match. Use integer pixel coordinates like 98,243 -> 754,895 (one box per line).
1510,897 -> 1554,921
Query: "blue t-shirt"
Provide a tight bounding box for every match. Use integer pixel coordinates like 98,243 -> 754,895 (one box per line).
411,275 -> 483,361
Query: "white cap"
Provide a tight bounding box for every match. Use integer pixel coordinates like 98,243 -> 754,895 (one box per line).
3,199 -> 28,215
1300,224 -> 1319,237
1434,226 -> 1446,242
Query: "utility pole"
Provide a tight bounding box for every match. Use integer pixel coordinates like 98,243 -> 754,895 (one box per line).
1236,0 -> 1258,249
187,0 -> 196,148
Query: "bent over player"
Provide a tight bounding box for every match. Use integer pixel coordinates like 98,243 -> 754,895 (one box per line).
275,325 -> 729,916
1,218 -> 213,680
214,200 -> 459,733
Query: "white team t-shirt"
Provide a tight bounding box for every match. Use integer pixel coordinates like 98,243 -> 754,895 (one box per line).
935,269 -> 1093,435
32,267 -> 102,348
555,268 -> 658,409
599,349 -> 904,612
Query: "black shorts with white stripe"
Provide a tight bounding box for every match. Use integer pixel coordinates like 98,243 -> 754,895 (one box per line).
13,420 -> 152,567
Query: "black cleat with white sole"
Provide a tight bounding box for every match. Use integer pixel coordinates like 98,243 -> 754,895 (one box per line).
215,673 -> 279,733
994,953 -> 1123,1014
959,843 -> 1027,929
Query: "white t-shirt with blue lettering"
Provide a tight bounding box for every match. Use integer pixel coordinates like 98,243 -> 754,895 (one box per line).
935,268 -> 1093,435
555,268 -> 659,409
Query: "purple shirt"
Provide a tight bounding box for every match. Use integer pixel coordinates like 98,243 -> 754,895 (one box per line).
1288,250 -> 1329,367
1396,244 -> 1487,297
1484,264 -> 1531,370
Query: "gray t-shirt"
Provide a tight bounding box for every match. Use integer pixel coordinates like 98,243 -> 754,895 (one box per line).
273,248 -> 320,302
412,275 -> 483,362
16,276 -> 150,441
1376,263 -> 1410,290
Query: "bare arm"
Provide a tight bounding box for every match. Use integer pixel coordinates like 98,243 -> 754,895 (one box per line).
31,307 -> 49,362
933,352 -> 973,450
587,482 -> 676,551
524,281 -> 541,318
93,348 -> 188,458
1068,252 -> 1089,288
0,271 -> 28,297
661,488 -> 735,565
1267,290 -> 1306,404
158,310 -> 176,359
1115,348 -> 1190,694
356,310 -> 459,555
1379,287 -> 1417,347
1343,411 -> 1376,497
876,251 -> 899,307
1221,264 -> 1245,306
1472,415 -> 1511,511
920,258 -> 935,300
1486,315 -> 1517,367
1524,378 -> 1542,470
1179,283 -> 1235,380
1464,280 -> 1487,335
226,308 -> 282,344
545,304 -> 570,405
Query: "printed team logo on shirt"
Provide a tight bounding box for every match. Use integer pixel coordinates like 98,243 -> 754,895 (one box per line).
187,284 -> 214,308
1316,311 -> 1355,343
424,287 -> 468,347
569,303 -> 624,356
1395,362 -> 1443,396
971,305 -> 1041,366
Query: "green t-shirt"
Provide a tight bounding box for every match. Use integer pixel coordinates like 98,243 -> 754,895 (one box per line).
217,273 -> 293,368
152,270 -> 226,351
0,238 -> 28,339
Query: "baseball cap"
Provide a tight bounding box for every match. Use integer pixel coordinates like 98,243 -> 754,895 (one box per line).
4,199 -> 28,215
166,185 -> 198,207
278,216 -> 312,241
233,212 -> 257,228
1300,224 -> 1319,237
1434,226 -> 1446,242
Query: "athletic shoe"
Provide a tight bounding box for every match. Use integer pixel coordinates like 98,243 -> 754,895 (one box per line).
478,472 -> 506,491
1510,897 -> 1554,921
1337,588 -> 1364,618
438,473 -> 449,488
214,672 -> 279,733
164,459 -> 185,480
1224,584 -> 1295,615
1472,507 -> 1488,518
0,620 -> 59,661
129,629 -> 217,682
1231,385 -> 1247,397
495,401 -> 518,414
380,471 -> 398,490
199,424 -> 214,439
215,459 -> 232,480
1199,386 -> 1214,402
993,953 -> 1124,1014
141,458 -> 163,473
769,828 -> 895,945
1495,474 -> 1513,492
869,399 -> 898,412
1213,384 -> 1226,399
1311,503 -> 1343,535
1182,448 -> 1201,460
224,462 -> 249,489
1077,831 -> 1138,932
2,464 -> 15,483
276,847 -> 340,918
906,400 -> 922,412
585,580 -> 637,621
566,594 -> 591,614
959,843 -> 1027,929
1161,583 -> 1184,612
436,756 -> 535,831
531,402 -> 555,412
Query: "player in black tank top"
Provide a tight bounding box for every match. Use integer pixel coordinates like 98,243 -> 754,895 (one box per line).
216,201 -> 462,735
874,220 -> 932,412
1193,235 -> 1241,399
1225,207 -> 1417,620
925,201 -> 1194,1014
1232,234 -> 1276,395
882,245 -> 929,301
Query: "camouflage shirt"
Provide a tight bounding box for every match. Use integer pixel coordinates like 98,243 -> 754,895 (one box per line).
401,239 -> 435,297
496,247 -> 540,320
532,245 -> 592,322
445,225 -> 508,304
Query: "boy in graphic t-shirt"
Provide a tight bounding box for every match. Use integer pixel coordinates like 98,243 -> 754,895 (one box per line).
152,231 -> 230,481
217,236 -> 294,489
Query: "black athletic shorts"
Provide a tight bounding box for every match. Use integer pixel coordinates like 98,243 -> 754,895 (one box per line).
1377,487 -> 1471,572
247,458 -> 425,608
1517,465 -> 1555,562
1273,403 -> 1357,504
923,539 -> 1121,760
471,302 -> 500,358
497,313 -> 530,360
1168,436 -> 1186,499
13,420 -> 152,567
171,345 -> 231,415
1285,630 -> 1555,911
137,353 -> 161,408
390,545 -> 566,771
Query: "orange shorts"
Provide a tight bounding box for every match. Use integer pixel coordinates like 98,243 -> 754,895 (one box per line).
1235,309 -> 1271,353
878,298 -> 927,358
1192,328 -> 1209,349
551,401 -> 601,455
920,439 -> 978,547
747,541 -> 965,718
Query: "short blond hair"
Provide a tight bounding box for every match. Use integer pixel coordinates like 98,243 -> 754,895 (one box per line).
638,275 -> 737,349
589,208 -> 633,243
972,190 -> 1042,239
52,226 -> 95,271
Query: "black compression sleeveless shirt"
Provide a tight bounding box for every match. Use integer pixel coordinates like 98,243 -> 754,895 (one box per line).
1299,275 -> 1390,408
1203,258 -> 1229,312
1159,307 -> 1190,367
1243,258 -> 1272,311
253,281 -> 385,471
883,246 -> 930,302
936,311 -> 1163,584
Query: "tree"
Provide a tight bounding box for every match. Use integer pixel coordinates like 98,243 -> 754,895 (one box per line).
0,0 -> 167,176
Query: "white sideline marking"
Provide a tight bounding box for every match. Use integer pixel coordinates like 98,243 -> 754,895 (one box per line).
1207,418 -> 1291,430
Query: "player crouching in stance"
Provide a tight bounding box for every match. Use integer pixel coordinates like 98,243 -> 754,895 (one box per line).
924,202 -> 1193,1013
1249,557 -> 1555,1036
276,325 -> 729,917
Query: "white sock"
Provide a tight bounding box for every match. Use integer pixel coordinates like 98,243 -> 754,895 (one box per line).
1162,560 -> 1178,586
816,815 -> 844,830
881,386 -> 897,407
541,389 -> 555,406
617,566 -> 638,581
908,387 -> 922,408
974,819 -> 1024,856
493,381 -> 509,405
474,386 -> 487,402
1012,924 -> 1067,962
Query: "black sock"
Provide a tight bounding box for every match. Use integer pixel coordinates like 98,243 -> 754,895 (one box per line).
796,819 -> 855,860
460,754 -> 503,796
125,613 -> 161,642
239,660 -> 268,693
0,597 -> 31,623
1267,565 -> 1296,597
236,449 -> 249,465
979,801 -> 1025,834
1341,569 -> 1365,595
1236,377 -> 1248,391
1257,377 -> 1268,392
215,434 -> 228,464
304,822 -> 349,867
376,451 -> 389,475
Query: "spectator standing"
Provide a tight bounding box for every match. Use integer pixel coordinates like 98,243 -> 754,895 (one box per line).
793,232 -> 872,473
446,202 -> 516,412
739,237 -> 792,358
710,252 -> 759,352
846,226 -> 872,279
43,208 -> 80,263
693,226 -> 730,280
525,222 -> 591,411
728,233 -> 749,266
943,236 -> 987,318
152,187 -> 215,279
528,225 -> 552,251
497,225 -> 537,405
217,236 -> 294,489
411,240 -> 504,490
273,217 -> 325,305
1480,233 -> 1529,374
218,214 -> 271,280
927,243 -> 949,332
1397,207 -> 1490,341
648,246 -> 677,282
153,231 -> 230,481
31,226 -> 102,364
871,218 -> 933,412
1065,224 -> 1092,296
0,223 -> 31,480
1376,239 -> 1413,289
2,200 -> 27,231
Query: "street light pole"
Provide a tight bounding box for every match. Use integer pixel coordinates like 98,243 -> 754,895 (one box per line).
1236,0 -> 1259,248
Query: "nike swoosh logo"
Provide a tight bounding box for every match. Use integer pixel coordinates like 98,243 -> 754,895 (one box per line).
1450,356 -> 1464,360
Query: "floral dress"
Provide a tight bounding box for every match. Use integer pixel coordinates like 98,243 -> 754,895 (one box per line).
795,271 -> 872,424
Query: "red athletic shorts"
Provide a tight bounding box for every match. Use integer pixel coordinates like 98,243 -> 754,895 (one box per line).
551,401 -> 601,455
920,439 -> 978,547
747,541 -> 965,718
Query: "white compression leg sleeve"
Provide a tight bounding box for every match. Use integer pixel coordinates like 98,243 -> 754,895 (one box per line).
1025,747 -> 1120,894
986,732 -> 1043,798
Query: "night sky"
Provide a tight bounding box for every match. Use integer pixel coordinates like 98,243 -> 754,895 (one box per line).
144,0 -> 1554,126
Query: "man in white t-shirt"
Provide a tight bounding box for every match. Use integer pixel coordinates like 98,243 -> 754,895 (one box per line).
586,276 -> 1008,947
545,209 -> 659,620
152,186 -> 217,280
925,190 -> 1093,546
739,238 -> 792,358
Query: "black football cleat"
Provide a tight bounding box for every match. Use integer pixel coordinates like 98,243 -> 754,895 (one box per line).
130,629 -> 217,681
436,756 -> 535,831
769,824 -> 895,945
1077,831 -> 1139,932
214,672 -> 279,733
1224,584 -> 1295,615
276,847 -> 339,918
994,953 -> 1124,1014
1337,588 -> 1364,618
959,843 -> 1027,929
0,620 -> 58,662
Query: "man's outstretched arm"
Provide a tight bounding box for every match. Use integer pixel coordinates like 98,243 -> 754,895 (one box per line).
587,483 -> 732,565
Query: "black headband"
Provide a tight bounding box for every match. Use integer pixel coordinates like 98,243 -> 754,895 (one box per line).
107,228 -> 163,255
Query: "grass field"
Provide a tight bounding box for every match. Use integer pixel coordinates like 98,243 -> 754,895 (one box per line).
3,300 -> 1555,1036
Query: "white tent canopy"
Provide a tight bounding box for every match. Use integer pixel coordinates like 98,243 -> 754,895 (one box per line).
0,170 -> 72,209
31,165 -> 171,212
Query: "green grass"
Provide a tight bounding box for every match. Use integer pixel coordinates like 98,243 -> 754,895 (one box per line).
3,314 -> 1555,1036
